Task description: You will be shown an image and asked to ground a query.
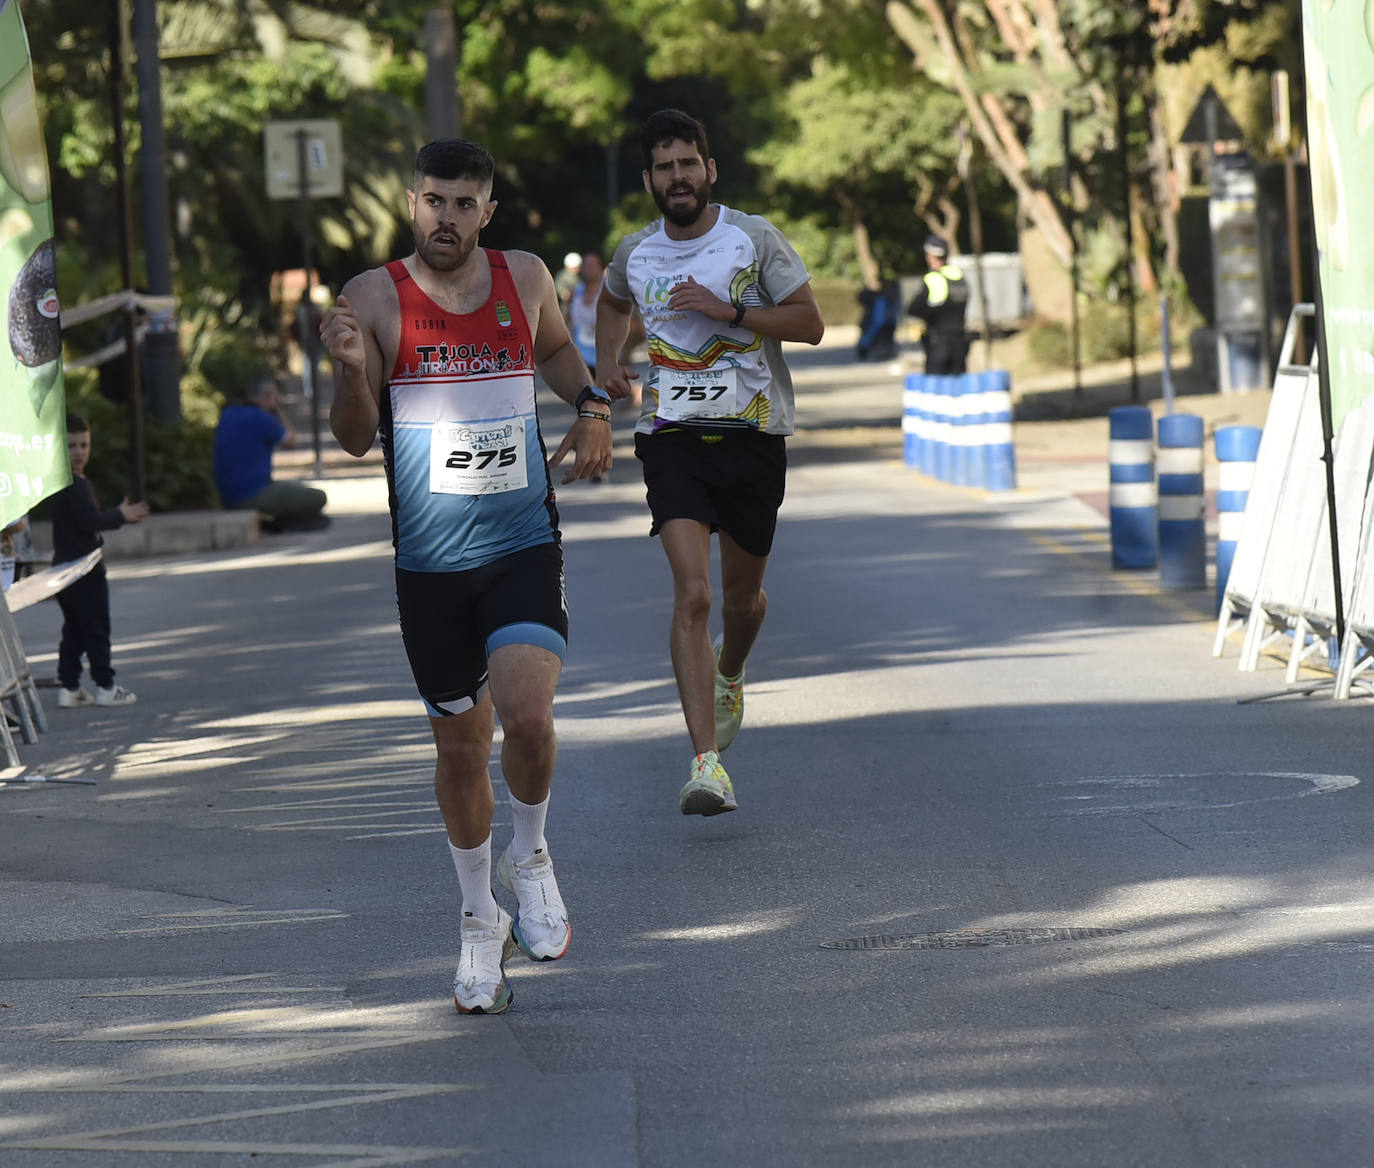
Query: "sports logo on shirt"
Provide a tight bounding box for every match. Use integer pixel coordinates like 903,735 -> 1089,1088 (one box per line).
407,341 -> 529,376
495,301 -> 512,327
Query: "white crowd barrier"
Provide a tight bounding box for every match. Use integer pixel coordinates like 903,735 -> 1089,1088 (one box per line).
1213,311 -> 1315,658
1211,302 -> 1374,698
1237,361 -> 1325,671
0,589 -> 46,767
0,551 -> 101,767
1285,397 -> 1374,681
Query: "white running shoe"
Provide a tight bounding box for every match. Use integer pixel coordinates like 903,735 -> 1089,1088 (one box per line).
94,685 -> 137,707
713,635 -> 744,752
679,750 -> 738,817
58,686 -> 93,708
497,845 -> 571,961
454,906 -> 516,1014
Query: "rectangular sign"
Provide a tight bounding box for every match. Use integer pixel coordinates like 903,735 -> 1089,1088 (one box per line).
0,1 -> 71,529
264,119 -> 344,200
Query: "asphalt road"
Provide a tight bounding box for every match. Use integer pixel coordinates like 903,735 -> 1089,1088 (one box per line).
2,343 -> 1372,1167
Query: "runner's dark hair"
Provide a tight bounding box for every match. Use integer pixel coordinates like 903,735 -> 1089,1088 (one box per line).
640,110 -> 710,171
414,139 -> 495,191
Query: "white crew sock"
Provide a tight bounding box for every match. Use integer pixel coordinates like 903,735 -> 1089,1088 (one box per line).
448,837 -> 499,928
509,791 -> 550,861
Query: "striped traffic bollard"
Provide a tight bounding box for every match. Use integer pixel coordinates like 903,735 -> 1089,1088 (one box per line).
1213,424 -> 1262,613
950,374 -> 973,486
963,372 -> 989,489
902,373 -> 925,470
1108,405 -> 1157,569
980,370 -> 1016,491
935,376 -> 956,483
918,375 -> 939,478
1156,412 -> 1206,589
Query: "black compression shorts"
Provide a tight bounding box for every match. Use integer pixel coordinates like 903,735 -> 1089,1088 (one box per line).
395,541 -> 568,717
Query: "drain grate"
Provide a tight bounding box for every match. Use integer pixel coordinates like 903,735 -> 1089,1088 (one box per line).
821,927 -> 1125,951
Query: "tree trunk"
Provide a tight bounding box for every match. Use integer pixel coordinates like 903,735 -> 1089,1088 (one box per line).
1147,93 -> 1181,276
889,0 -> 1075,267
840,192 -> 881,289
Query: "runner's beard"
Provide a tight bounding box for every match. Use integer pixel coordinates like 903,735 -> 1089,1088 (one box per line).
413,225 -> 475,272
652,178 -> 711,228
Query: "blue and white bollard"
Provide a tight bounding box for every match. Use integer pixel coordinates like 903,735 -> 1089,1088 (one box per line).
919,376 -> 939,478
962,373 -> 989,489
1213,424 -> 1261,612
935,376 -> 956,483
1109,405 -> 1158,569
950,375 -> 973,486
1156,412 -> 1206,589
980,370 -> 1016,491
902,374 -> 925,470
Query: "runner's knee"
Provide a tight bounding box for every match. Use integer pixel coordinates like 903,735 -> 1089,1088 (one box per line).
722,583 -> 766,623
496,696 -> 555,752
433,729 -> 492,789
673,575 -> 712,625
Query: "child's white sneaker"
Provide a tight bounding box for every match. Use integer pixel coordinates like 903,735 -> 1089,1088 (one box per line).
94,684 -> 137,707
57,686 -> 93,708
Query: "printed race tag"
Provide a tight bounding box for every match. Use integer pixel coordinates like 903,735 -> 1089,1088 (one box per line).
430,418 -> 527,495
655,366 -> 740,423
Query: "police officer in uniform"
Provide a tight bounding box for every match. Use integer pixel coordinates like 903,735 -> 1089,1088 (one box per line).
905,234 -> 970,375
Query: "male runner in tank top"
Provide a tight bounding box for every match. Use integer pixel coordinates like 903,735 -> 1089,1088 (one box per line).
320,139 -> 613,1015
596,109 -> 824,817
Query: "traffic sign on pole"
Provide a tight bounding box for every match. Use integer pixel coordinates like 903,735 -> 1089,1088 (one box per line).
264,119 -> 343,200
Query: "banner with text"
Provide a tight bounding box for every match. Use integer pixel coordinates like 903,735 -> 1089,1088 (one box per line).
0,0 -> 69,530
1303,0 -> 1374,430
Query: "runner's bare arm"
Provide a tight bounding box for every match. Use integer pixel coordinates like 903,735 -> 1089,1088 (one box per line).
594,288 -> 639,401
508,252 -> 612,483
667,277 -> 825,345
322,272 -> 388,457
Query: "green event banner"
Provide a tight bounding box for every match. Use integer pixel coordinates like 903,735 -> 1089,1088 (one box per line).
1303,0 -> 1374,431
0,0 -> 69,530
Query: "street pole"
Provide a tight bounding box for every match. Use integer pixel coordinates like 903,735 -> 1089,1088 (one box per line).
1204,91 -> 1229,395
296,130 -> 322,479
1062,109 -> 1082,396
424,8 -> 459,140
108,0 -> 145,502
958,121 -> 993,369
1274,70 -> 1305,363
131,0 -> 180,424
1118,70 -> 1140,402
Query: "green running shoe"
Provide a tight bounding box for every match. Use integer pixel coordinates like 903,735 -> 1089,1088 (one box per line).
713,634 -> 745,751
680,749 -> 738,816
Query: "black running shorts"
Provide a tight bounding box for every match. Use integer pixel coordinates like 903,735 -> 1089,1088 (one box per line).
395,541 -> 568,718
634,428 -> 787,558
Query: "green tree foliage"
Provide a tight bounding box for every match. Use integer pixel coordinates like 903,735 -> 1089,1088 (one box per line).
17,0 -> 1302,509
884,0 -> 1296,316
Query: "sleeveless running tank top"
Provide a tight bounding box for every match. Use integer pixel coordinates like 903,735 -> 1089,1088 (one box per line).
381,248 -> 558,572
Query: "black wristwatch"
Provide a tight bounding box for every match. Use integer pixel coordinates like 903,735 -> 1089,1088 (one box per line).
575,385 -> 611,412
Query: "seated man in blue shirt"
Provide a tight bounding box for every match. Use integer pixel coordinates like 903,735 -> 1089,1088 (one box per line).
214,377 -> 328,532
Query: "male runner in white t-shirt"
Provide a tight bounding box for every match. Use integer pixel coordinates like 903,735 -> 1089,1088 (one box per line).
595,109 -> 824,817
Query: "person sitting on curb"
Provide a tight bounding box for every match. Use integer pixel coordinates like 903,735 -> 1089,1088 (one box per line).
213,376 -> 329,532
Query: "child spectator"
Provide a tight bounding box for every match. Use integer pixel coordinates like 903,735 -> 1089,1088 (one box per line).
50,412 -> 149,708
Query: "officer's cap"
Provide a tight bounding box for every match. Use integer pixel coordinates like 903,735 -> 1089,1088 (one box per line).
923,234 -> 949,259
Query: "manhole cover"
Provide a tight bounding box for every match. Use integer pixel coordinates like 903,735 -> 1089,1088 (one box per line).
821,927 -> 1124,950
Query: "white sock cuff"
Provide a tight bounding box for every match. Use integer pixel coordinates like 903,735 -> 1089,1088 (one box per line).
448,835 -> 498,926
508,791 -> 550,861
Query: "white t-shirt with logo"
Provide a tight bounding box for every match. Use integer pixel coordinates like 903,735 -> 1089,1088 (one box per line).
604,205 -> 811,437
